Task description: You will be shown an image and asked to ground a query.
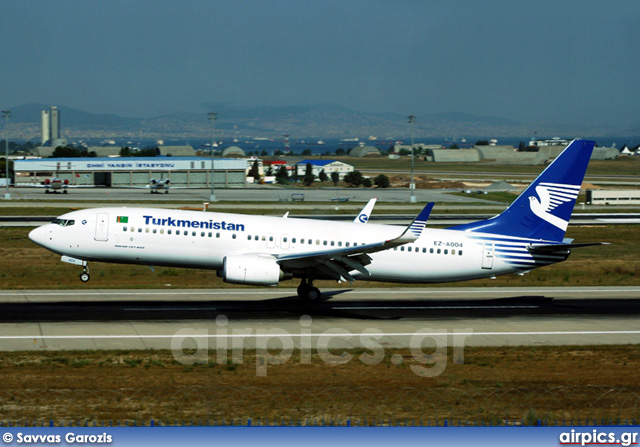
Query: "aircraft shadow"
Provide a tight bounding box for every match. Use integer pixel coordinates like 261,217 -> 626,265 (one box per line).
2,294 -> 640,322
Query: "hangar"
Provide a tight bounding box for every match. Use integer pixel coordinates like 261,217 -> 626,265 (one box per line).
13,157 -> 247,188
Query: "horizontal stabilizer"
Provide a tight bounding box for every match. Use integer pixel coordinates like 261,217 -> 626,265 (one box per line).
528,242 -> 609,254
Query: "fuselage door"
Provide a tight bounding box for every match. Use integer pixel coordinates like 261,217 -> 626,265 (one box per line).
280,234 -> 290,250
481,242 -> 494,269
95,213 -> 109,241
266,233 -> 276,249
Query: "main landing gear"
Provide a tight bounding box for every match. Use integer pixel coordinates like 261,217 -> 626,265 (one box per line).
79,264 -> 90,282
297,279 -> 322,301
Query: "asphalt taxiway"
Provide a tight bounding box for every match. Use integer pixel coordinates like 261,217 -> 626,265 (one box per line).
0,287 -> 638,351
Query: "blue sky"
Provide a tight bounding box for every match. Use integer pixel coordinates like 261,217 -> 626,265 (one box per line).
1,0 -> 639,127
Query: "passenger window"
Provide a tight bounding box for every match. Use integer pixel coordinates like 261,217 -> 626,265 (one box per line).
283,237 -> 288,243
430,248 -> 434,254
247,235 -> 252,240
160,229 -> 164,234
201,231 -> 205,237
138,228 -> 142,233
145,228 -> 149,233
254,235 -> 258,241
168,229 -> 172,235
323,241 -> 327,246
269,236 -> 274,242
123,227 -> 127,232
338,241 -> 342,247
300,239 -> 305,244
261,236 -> 266,241
437,249 -> 441,254
130,227 -> 134,232
422,248 -> 426,253
346,242 -> 350,247
330,241 -> 334,246
459,251 -> 463,256
308,239 -> 312,244
208,232 -> 212,237
400,247 -> 405,251
292,238 -> 297,243
153,229 -> 157,234
176,230 -> 180,235
216,233 -> 220,238
408,247 -> 412,252
232,234 -> 237,239
444,249 -> 448,255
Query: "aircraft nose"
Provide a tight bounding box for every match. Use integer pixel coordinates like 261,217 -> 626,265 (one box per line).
28,225 -> 51,247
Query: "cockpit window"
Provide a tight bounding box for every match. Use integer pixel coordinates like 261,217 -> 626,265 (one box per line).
52,218 -> 75,227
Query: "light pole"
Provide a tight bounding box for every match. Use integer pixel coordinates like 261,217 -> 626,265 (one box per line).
208,112 -> 217,202
2,110 -> 10,200
407,114 -> 416,203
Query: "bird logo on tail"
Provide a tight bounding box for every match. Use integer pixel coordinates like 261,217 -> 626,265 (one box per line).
528,182 -> 581,231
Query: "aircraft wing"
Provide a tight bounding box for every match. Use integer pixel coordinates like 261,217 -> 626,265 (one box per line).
275,203 -> 434,282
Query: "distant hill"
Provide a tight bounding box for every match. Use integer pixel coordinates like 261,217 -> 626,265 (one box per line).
6,103 -> 630,140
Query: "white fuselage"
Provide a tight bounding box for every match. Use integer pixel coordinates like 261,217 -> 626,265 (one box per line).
29,207 -> 566,285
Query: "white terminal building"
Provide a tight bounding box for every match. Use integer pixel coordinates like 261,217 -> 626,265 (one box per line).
13,157 -> 247,188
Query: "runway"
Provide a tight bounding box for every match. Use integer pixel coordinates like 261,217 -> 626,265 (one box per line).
0,287 -> 639,351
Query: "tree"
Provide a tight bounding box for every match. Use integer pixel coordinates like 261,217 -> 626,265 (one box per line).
275,165 -> 289,184
363,178 -> 372,188
330,171 -> 339,186
301,149 -> 312,156
249,160 -> 261,182
318,169 -> 328,182
51,146 -> 83,157
343,170 -> 363,187
303,163 -> 315,186
266,165 -> 274,176
335,148 -> 345,156
374,174 -> 390,188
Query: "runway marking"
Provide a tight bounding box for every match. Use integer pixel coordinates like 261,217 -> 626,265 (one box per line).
0,330 -> 639,340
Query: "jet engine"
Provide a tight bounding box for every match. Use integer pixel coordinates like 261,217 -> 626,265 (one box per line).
222,255 -> 283,286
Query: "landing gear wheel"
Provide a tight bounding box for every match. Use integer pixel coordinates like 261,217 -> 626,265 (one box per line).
307,287 -> 322,301
297,280 -> 322,301
80,272 -> 90,282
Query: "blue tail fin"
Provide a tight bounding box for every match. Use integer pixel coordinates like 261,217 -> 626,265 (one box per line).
450,139 -> 595,242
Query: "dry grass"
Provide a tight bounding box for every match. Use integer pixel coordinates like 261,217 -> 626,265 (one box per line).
0,346 -> 638,424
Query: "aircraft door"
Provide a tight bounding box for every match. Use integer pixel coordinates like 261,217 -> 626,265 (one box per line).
95,213 -> 109,241
481,242 -> 494,269
280,234 -> 290,250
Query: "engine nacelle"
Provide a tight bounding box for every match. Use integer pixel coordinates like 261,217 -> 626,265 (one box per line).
222,255 -> 282,286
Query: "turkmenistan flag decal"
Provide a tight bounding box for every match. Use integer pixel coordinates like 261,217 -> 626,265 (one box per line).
116,216 -> 129,223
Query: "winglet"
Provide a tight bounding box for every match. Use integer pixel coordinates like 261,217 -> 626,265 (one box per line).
354,198 -> 377,223
395,202 -> 434,243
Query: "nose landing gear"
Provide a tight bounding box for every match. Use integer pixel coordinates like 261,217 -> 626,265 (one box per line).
79,264 -> 90,282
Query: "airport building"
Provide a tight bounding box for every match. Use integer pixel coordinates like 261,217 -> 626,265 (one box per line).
295,160 -> 354,180
13,157 -> 247,188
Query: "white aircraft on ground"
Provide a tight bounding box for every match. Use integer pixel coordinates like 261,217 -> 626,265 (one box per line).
29,140 -> 603,300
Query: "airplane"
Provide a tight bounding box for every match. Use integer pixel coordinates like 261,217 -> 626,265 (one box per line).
148,178 -> 170,194
28,140 -> 604,301
41,177 -> 70,194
